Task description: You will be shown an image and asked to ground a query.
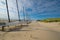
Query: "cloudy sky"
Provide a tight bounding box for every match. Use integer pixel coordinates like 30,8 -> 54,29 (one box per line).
0,0 -> 60,20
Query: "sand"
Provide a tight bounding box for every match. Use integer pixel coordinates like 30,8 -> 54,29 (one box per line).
0,21 -> 60,40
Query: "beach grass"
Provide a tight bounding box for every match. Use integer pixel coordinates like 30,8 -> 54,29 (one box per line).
37,18 -> 60,22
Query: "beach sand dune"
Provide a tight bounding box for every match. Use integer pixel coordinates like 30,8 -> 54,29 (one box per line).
0,21 -> 60,40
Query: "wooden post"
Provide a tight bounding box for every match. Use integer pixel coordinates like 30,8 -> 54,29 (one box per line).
2,26 -> 5,31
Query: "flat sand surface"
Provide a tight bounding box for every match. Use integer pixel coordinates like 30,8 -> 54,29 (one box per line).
0,21 -> 60,40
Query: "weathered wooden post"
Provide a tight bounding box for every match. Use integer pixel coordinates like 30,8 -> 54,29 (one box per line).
2,26 -> 5,31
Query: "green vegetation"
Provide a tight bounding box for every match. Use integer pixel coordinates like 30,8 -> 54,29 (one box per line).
37,18 -> 60,22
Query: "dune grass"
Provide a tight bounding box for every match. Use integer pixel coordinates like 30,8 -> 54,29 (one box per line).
37,18 -> 60,22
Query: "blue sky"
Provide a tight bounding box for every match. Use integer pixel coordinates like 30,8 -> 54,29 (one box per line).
0,0 -> 60,20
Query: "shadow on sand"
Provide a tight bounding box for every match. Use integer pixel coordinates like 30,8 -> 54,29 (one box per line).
7,25 -> 30,32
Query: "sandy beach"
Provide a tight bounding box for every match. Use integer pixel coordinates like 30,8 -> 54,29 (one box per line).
0,21 -> 60,40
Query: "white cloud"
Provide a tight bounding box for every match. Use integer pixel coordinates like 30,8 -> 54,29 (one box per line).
0,0 -> 60,20
0,0 -> 19,20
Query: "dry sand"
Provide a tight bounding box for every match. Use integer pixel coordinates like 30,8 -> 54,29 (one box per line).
0,21 -> 60,40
